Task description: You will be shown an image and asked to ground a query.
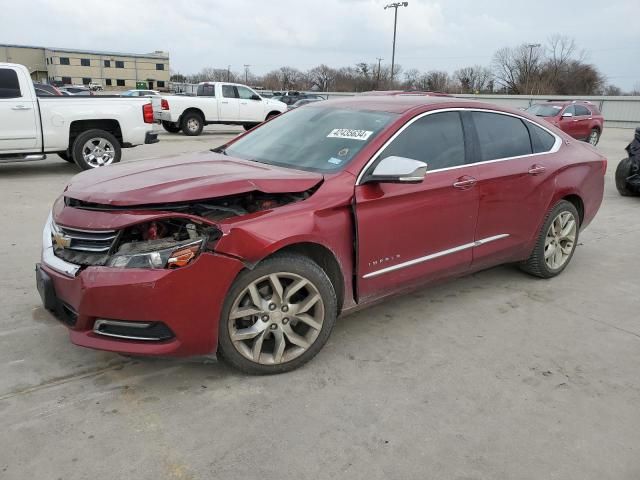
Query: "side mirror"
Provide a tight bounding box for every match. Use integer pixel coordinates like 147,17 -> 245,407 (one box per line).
250,94 -> 261,101
362,156 -> 427,184
561,112 -> 573,118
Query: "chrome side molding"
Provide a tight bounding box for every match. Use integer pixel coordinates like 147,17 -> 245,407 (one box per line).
363,234 -> 509,279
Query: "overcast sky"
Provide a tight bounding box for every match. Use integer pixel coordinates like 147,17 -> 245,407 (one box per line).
2,0 -> 639,89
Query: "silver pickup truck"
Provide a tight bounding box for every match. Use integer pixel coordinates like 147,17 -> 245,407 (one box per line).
0,63 -> 158,170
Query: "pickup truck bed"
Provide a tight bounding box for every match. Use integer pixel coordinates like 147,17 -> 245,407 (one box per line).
0,63 -> 158,170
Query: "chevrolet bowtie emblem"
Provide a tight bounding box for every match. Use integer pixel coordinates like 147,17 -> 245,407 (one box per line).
53,232 -> 72,249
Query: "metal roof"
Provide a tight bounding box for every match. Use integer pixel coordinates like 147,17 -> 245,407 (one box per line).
0,43 -> 169,59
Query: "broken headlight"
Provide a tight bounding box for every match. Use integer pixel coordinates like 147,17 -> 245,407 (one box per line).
107,238 -> 204,269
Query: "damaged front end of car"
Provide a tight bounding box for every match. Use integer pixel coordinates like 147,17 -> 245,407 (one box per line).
51,187 -> 317,272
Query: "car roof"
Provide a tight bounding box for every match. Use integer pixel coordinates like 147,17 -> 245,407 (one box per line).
308,95 -> 477,114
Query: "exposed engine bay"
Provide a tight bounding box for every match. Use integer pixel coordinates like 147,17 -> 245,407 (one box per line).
56,189 -> 315,267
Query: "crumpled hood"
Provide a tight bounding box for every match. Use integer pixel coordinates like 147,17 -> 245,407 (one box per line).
64,151 -> 323,206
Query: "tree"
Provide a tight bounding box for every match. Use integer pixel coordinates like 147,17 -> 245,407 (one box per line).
492,44 -> 544,94
603,84 -> 622,96
307,64 -> 337,92
453,65 -> 492,93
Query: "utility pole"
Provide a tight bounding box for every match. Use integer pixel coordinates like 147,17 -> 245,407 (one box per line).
376,57 -> 383,89
227,65 -> 231,82
243,64 -> 250,84
384,2 -> 408,85
524,43 -> 541,95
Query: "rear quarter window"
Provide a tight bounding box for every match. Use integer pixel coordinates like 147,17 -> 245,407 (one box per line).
0,69 -> 21,98
471,111 -> 532,161
527,122 -> 557,153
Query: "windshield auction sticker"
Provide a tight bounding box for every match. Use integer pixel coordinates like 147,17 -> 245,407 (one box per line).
327,129 -> 374,141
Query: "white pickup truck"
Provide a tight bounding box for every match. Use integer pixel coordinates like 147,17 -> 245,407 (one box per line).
160,82 -> 287,136
0,63 -> 158,170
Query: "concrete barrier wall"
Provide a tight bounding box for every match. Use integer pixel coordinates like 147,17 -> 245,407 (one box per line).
317,92 -> 640,129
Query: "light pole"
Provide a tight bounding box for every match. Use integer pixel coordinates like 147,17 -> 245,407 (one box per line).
384,2 -> 408,85
524,43 -> 541,95
376,57 -> 383,89
243,64 -> 250,84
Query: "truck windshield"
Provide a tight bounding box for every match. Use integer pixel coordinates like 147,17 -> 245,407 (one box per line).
225,107 -> 397,172
526,104 -> 563,117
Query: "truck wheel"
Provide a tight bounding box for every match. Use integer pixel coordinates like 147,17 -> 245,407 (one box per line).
181,112 -> 204,136
162,121 -> 181,133
58,151 -> 74,163
615,157 -> 638,196
243,124 -> 258,131
217,253 -> 337,375
71,129 -> 121,170
520,200 -> 580,279
265,112 -> 280,121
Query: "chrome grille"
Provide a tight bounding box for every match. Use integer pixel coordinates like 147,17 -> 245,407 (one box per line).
52,222 -> 117,253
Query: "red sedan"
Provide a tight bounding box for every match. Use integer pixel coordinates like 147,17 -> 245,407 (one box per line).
526,100 -> 604,146
36,96 -> 607,374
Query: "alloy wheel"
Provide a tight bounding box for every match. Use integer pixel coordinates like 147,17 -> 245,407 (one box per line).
588,130 -> 599,146
228,272 -> 325,365
82,138 -> 115,167
544,211 -> 577,270
187,118 -> 200,132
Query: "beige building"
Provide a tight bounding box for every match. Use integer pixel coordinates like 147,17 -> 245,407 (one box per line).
0,44 -> 170,90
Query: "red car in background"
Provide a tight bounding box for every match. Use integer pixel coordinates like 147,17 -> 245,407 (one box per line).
36,96 -> 607,374
526,100 -> 604,146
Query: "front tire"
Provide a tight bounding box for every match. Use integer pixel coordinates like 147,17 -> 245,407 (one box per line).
520,200 -> 580,278
162,121 -> 181,133
615,157 -> 639,196
71,129 -> 121,170
181,112 -> 204,136
217,254 -> 337,375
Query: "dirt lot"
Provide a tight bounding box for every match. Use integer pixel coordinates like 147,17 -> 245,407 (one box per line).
1,126 -> 639,480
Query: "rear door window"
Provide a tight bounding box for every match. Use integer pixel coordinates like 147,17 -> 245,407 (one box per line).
574,105 -> 591,116
378,111 -> 466,170
0,68 -> 22,98
197,84 -> 216,96
563,105 -> 575,116
470,111 -> 532,161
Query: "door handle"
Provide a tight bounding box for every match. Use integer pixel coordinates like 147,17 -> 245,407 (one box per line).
528,164 -> 546,175
240,101 -> 247,105
453,176 -> 477,189
12,105 -> 32,110
221,101 -> 229,104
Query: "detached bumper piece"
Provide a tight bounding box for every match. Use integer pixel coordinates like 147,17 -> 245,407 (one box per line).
145,131 -> 159,144
93,319 -> 175,342
36,263 -> 78,326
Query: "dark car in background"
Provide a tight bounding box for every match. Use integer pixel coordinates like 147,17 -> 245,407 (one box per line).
526,101 -> 604,146
289,97 -> 325,109
33,83 -> 63,97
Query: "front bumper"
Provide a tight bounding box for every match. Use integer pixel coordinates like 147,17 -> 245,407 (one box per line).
38,216 -> 244,356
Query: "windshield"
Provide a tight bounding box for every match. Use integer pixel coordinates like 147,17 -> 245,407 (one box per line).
526,104 -> 563,117
225,106 -> 397,172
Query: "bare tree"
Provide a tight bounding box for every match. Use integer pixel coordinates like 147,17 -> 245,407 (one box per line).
403,68 -> 421,90
492,44 -> 544,94
308,64 -> 337,92
453,65 -> 493,93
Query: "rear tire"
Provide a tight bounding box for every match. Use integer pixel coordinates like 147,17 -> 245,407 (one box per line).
615,157 -> 638,196
217,253 -> 337,375
587,128 -> 600,146
243,123 -> 258,131
162,121 -> 181,133
181,112 -> 204,136
71,129 -> 121,170
520,200 -> 580,279
266,112 -> 280,121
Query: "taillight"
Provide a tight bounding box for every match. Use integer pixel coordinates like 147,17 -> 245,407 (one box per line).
142,103 -> 154,123
161,99 -> 169,110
